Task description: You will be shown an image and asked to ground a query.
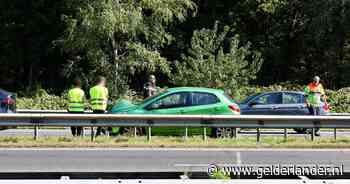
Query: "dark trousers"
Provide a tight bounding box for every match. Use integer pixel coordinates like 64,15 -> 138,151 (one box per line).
93,110 -> 106,136
307,105 -> 320,135
69,111 -> 84,136
308,106 -> 321,116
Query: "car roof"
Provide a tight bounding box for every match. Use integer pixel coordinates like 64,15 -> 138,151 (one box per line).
167,87 -> 224,94
240,91 -> 305,104
0,88 -> 12,96
261,91 -> 305,95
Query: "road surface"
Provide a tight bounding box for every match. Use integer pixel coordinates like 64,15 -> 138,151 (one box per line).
0,148 -> 348,173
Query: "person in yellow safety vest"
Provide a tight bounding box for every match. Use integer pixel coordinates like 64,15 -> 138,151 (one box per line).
67,78 -> 85,136
89,76 -> 109,136
304,76 -> 326,136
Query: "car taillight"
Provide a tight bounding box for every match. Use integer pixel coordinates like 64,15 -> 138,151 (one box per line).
1,97 -> 15,105
323,103 -> 330,112
229,104 -> 240,113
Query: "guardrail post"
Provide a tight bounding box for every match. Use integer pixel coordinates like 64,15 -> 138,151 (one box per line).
34,125 -> 39,140
283,128 -> 287,142
147,126 -> 152,142
232,128 -> 238,139
184,127 -> 188,141
90,126 -> 94,142
203,128 -> 207,141
256,128 -> 261,143
334,128 -> 337,140
311,128 -> 315,141
134,127 -> 137,138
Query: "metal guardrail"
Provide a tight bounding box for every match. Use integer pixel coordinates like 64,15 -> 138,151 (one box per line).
17,109 -> 92,113
1,112 -> 350,141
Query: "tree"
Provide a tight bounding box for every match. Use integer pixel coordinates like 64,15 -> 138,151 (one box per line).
172,23 -> 263,92
0,0 -> 66,92
57,0 -> 196,98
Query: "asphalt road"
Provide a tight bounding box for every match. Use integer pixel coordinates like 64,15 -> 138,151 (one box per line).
0,128 -> 349,137
0,148 -> 349,173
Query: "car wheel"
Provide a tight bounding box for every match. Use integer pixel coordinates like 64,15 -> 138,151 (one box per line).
121,127 -> 145,136
294,128 -> 320,134
293,128 -> 307,134
214,128 -> 234,138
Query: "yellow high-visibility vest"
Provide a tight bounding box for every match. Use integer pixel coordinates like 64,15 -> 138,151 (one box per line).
67,88 -> 85,112
89,85 -> 108,111
304,83 -> 325,107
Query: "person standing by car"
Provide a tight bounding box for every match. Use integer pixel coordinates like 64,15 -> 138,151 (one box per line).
143,75 -> 159,98
304,76 -> 326,136
89,76 -> 108,136
67,78 -> 85,136
304,76 -> 326,116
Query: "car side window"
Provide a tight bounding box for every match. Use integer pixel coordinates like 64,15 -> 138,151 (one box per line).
253,93 -> 282,105
192,92 -> 220,106
146,92 -> 191,110
283,93 -> 303,104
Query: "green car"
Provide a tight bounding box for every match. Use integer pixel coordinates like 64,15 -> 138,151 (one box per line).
110,87 -> 240,137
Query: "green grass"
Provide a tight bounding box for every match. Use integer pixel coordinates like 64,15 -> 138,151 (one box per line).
0,135 -> 350,148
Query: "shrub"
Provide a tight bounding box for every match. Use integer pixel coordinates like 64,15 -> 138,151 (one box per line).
16,89 -> 67,110
16,86 -> 350,113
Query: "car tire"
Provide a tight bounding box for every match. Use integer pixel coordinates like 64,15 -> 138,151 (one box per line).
293,128 -> 320,134
293,128 -> 307,134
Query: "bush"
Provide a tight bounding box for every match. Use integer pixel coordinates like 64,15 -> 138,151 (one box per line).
16,86 -> 350,113
16,89 -> 67,110
16,89 -> 144,110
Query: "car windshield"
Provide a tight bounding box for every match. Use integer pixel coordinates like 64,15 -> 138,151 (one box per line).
0,89 -> 11,98
138,91 -> 167,105
240,93 -> 262,104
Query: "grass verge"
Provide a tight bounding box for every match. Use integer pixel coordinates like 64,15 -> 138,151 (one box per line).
0,135 -> 350,148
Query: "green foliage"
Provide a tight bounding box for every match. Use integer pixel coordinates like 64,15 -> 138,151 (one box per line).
172,23 -> 263,92
16,89 -> 144,110
2,0 -> 350,101
327,88 -> 350,113
16,85 -> 350,113
16,89 -> 67,110
58,0 -> 196,98
258,0 -> 287,14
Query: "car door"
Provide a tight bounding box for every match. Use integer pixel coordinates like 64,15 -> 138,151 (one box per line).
181,92 -> 221,115
245,92 -> 282,115
278,92 -> 308,115
145,92 -> 192,114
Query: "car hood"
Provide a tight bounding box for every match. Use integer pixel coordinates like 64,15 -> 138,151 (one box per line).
111,99 -> 138,113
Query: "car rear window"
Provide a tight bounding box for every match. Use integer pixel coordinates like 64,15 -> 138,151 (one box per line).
192,92 -> 220,105
240,93 -> 261,104
283,93 -> 303,104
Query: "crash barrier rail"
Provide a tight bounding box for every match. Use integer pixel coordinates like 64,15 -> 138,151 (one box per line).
0,179 -> 348,184
1,113 -> 350,142
17,109 -> 350,116
16,109 -> 93,113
